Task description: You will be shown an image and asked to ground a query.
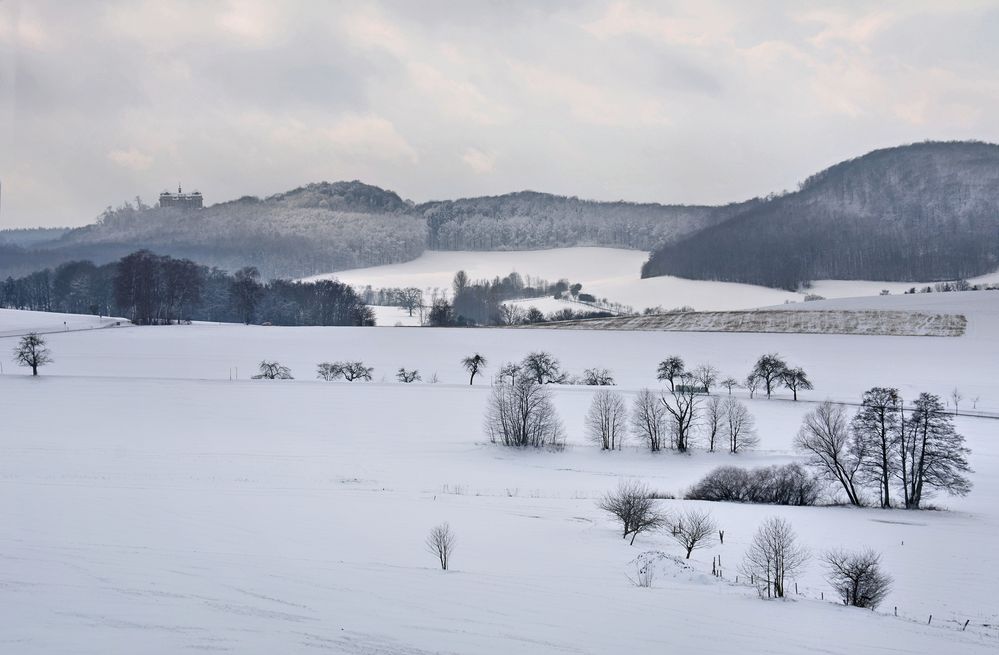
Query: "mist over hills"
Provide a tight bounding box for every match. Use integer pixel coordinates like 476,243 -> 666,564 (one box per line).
2,141 -> 997,287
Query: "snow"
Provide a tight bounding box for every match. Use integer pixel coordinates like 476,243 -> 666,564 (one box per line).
303,246 -> 999,313
0,308 -> 129,338
1,293 -> 997,653
503,296 -> 606,315
367,304 -> 423,327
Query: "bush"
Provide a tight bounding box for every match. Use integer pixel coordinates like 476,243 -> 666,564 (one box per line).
686,464 -> 820,506
316,361 -> 373,382
253,360 -> 293,379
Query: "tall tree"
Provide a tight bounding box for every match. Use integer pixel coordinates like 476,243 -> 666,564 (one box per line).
852,387 -> 902,508
795,401 -> 865,506
656,356 -> 685,391
781,366 -> 812,401
13,332 -> 52,376
898,393 -> 972,508
661,374 -> 699,452
751,353 -> 787,399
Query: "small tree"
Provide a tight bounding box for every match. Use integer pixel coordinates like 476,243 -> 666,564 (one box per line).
631,388 -> 668,452
397,368 -> 421,383
13,332 -> 52,376
317,362 -> 343,381
822,548 -> 892,608
704,396 -> 724,452
485,377 -> 564,448
426,522 -> 456,571
741,517 -> 809,599
586,390 -> 628,450
950,387 -> 963,415
723,396 -> 758,453
398,287 -> 423,317
581,367 -> 615,385
662,374 -> 699,452
669,509 -> 717,559
693,364 -> 719,394
751,353 -> 787,399
496,362 -> 521,385
340,362 -> 374,381
598,480 -> 667,545
656,356 -> 685,391
461,353 -> 488,385
252,361 -> 293,379
781,366 -> 813,401
521,351 -> 566,384
721,377 -> 739,395
745,373 -> 761,399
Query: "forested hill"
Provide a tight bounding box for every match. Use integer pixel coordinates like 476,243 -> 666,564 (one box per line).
642,141 -> 999,290
1,181 -> 732,279
418,192 -> 752,251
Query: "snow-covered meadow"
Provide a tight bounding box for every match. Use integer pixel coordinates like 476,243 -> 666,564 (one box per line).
1,293 -> 997,653
305,246 -> 999,313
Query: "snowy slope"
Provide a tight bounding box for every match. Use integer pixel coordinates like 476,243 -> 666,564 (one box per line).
303,247 -> 999,312
0,308 -> 129,338
1,298 -> 997,653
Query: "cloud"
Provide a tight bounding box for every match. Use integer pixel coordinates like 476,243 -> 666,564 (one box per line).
461,147 -> 495,173
107,148 -> 154,171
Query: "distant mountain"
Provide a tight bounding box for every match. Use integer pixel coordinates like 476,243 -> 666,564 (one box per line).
3,181 -> 735,279
642,141 -> 999,289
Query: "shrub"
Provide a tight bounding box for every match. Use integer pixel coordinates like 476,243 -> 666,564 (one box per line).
686,464 -> 820,506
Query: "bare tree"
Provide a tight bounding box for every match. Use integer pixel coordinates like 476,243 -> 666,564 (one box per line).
340,361 -> 374,381
852,387 -> 902,508
316,362 -> 342,381
397,287 -> 423,317
13,332 -> 52,376
461,353 -> 487,385
721,377 -> 740,395
485,377 -> 564,448
668,509 -> 717,559
794,401 -> 865,506
656,356 -> 685,391
586,390 -> 627,450
661,374 -> 699,452
897,392 -> 972,508
723,396 -> 758,453
781,366 -> 813,401
693,364 -> 719,394
704,396 -> 725,452
745,373 -> 761,399
741,517 -> 809,598
751,353 -> 787,399
950,387 -> 963,415
521,351 -> 566,384
496,362 -> 521,385
631,388 -> 668,452
397,368 -> 421,383
581,367 -> 615,386
426,522 -> 456,570
822,548 -> 892,608
598,480 -> 668,545
252,360 -> 293,379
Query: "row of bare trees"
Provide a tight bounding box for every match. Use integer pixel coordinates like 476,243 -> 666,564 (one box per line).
795,391 -> 972,509
630,388 -> 758,453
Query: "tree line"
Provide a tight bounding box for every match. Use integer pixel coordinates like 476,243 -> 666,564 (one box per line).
1,250 -> 372,327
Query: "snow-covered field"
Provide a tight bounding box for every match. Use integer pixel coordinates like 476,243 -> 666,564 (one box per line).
1,293 -> 997,653
0,308 -> 129,338
306,247 -> 999,313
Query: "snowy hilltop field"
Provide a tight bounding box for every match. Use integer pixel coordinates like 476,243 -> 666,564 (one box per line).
1,293 -> 998,654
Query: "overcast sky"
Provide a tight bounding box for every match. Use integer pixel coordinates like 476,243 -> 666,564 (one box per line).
2,1 -> 999,227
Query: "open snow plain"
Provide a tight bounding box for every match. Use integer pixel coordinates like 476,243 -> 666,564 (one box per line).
1,293 -> 997,653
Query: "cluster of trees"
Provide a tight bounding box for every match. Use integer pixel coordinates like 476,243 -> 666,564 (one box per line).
686,464 -> 821,506
795,393 -> 972,509
1,251 -> 373,327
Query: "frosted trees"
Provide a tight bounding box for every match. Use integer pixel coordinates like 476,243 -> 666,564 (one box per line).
656,356 -> 685,391
598,480 -> 667,545
631,388 -> 668,452
668,509 -> 717,559
485,376 -> 564,448
898,393 -> 972,508
461,353 -> 487,385
751,353 -> 787,399
741,517 -> 809,599
781,366 -> 813,401
723,397 -> 758,453
795,401 -> 865,506
521,351 -> 566,384
822,548 -> 892,608
704,396 -> 725,452
13,332 -> 52,376
586,390 -> 628,450
852,387 -> 902,508
252,361 -> 293,379
426,522 -> 456,571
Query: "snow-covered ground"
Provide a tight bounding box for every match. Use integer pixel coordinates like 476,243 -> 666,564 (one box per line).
0,308 -> 129,338
1,292 -> 997,653
304,247 -> 999,313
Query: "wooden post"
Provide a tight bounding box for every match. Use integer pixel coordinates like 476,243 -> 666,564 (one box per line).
962,619 -> 970,631
928,614 -> 932,625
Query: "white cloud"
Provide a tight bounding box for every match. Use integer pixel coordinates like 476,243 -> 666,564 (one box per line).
107,148 -> 154,171
461,147 -> 495,173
